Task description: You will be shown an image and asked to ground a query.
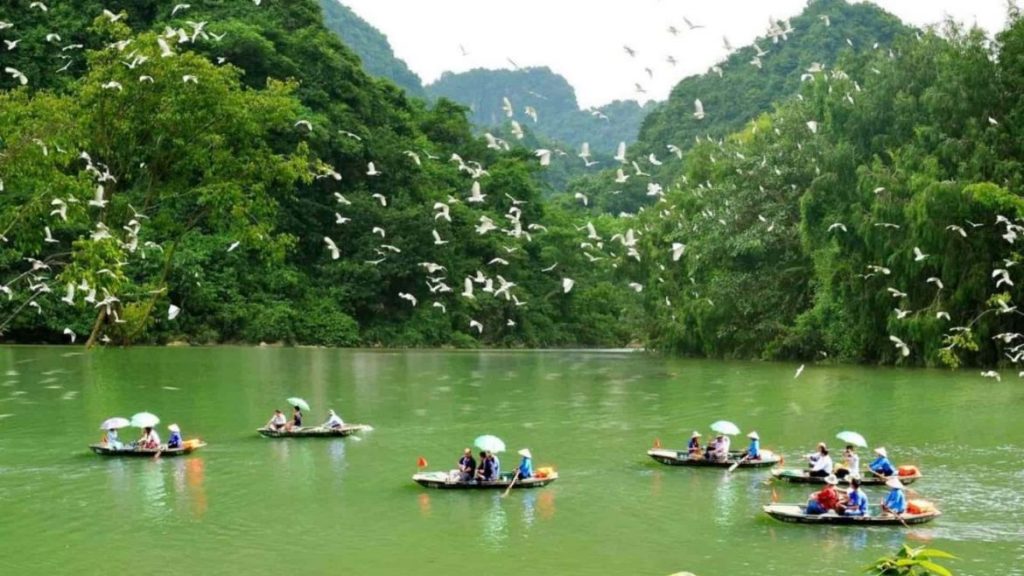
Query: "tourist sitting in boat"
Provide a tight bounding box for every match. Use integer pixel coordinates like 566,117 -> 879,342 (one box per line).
708,433 -> 730,463
139,426 -> 160,450
869,447 -> 896,477
807,445 -> 833,477
458,448 -> 476,482
805,474 -> 840,514
323,409 -> 344,429
703,435 -> 718,460
836,445 -> 860,479
807,442 -> 827,464
517,448 -> 534,479
687,431 -> 703,459
167,424 -> 182,449
489,448 -> 501,479
838,478 -> 868,516
881,477 -> 907,515
267,410 -> 287,431
475,451 -> 492,481
287,406 -> 303,431
741,431 -> 761,460
104,427 -> 123,449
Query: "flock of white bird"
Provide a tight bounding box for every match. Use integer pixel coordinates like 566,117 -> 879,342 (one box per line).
0,2 -> 1020,381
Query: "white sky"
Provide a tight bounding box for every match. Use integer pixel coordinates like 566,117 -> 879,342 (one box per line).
337,0 -> 1011,108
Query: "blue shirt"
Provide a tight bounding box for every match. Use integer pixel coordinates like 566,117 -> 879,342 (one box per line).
491,455 -> 501,476
168,431 -> 182,448
518,457 -> 533,479
747,439 -> 760,459
845,489 -> 868,516
870,456 -> 895,476
884,488 -> 906,513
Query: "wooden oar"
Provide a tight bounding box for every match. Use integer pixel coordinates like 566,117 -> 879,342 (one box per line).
502,470 -> 521,498
728,455 -> 750,473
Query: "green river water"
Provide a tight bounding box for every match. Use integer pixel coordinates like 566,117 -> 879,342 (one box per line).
0,347 -> 1021,575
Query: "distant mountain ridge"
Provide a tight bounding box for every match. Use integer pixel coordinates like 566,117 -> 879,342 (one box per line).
426,66 -> 655,152
317,0 -> 426,97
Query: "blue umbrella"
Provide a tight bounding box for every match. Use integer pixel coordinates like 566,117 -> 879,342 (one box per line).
473,434 -> 506,453
837,430 -> 868,448
710,420 -> 741,436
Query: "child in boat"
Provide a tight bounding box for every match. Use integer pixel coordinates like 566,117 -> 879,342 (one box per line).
687,431 -> 703,459
517,448 -> 533,479
869,447 -> 896,477
167,424 -> 182,449
323,410 -> 344,429
805,474 -> 840,514
267,410 -> 287,431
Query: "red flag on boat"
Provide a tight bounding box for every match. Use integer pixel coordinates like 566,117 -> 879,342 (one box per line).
417,456 -> 428,469
653,438 -> 661,449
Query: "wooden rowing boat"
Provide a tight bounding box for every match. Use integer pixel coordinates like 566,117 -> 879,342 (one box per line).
763,504 -> 940,526
412,471 -> 558,490
771,468 -> 922,486
89,442 -> 206,457
647,448 -> 781,468
256,424 -> 369,438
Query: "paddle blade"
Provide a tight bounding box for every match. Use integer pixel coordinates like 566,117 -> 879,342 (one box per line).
417,456 -> 428,469
771,487 -> 779,503
654,437 -> 661,449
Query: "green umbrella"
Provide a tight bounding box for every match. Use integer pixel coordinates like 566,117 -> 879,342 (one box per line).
287,397 -> 310,411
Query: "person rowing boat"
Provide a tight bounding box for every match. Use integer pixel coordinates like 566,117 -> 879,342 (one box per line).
881,477 -> 907,515
323,409 -> 344,429
870,447 -> 896,477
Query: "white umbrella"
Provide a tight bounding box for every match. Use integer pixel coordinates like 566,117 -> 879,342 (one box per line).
836,430 -> 868,448
474,435 -> 506,453
130,412 -> 160,428
710,420 -> 741,436
99,417 -> 130,431
287,397 -> 310,411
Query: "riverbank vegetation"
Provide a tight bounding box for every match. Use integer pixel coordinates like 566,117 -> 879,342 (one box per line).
2,1 -> 1023,371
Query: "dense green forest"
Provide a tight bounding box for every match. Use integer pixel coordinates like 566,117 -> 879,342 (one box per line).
2,0 -> 1023,372
622,11 -> 1024,368
0,0 -> 633,349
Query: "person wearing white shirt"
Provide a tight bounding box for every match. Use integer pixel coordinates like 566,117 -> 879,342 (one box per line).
323,409 -> 344,429
809,447 -> 833,478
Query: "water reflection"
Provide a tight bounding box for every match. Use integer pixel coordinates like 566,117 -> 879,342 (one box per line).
327,440 -> 347,475
140,461 -> 168,520
171,458 -> 208,519
417,492 -> 431,517
482,494 -> 508,549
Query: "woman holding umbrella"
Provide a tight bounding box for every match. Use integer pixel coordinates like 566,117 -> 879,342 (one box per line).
100,417 -> 129,449
285,397 -> 309,431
